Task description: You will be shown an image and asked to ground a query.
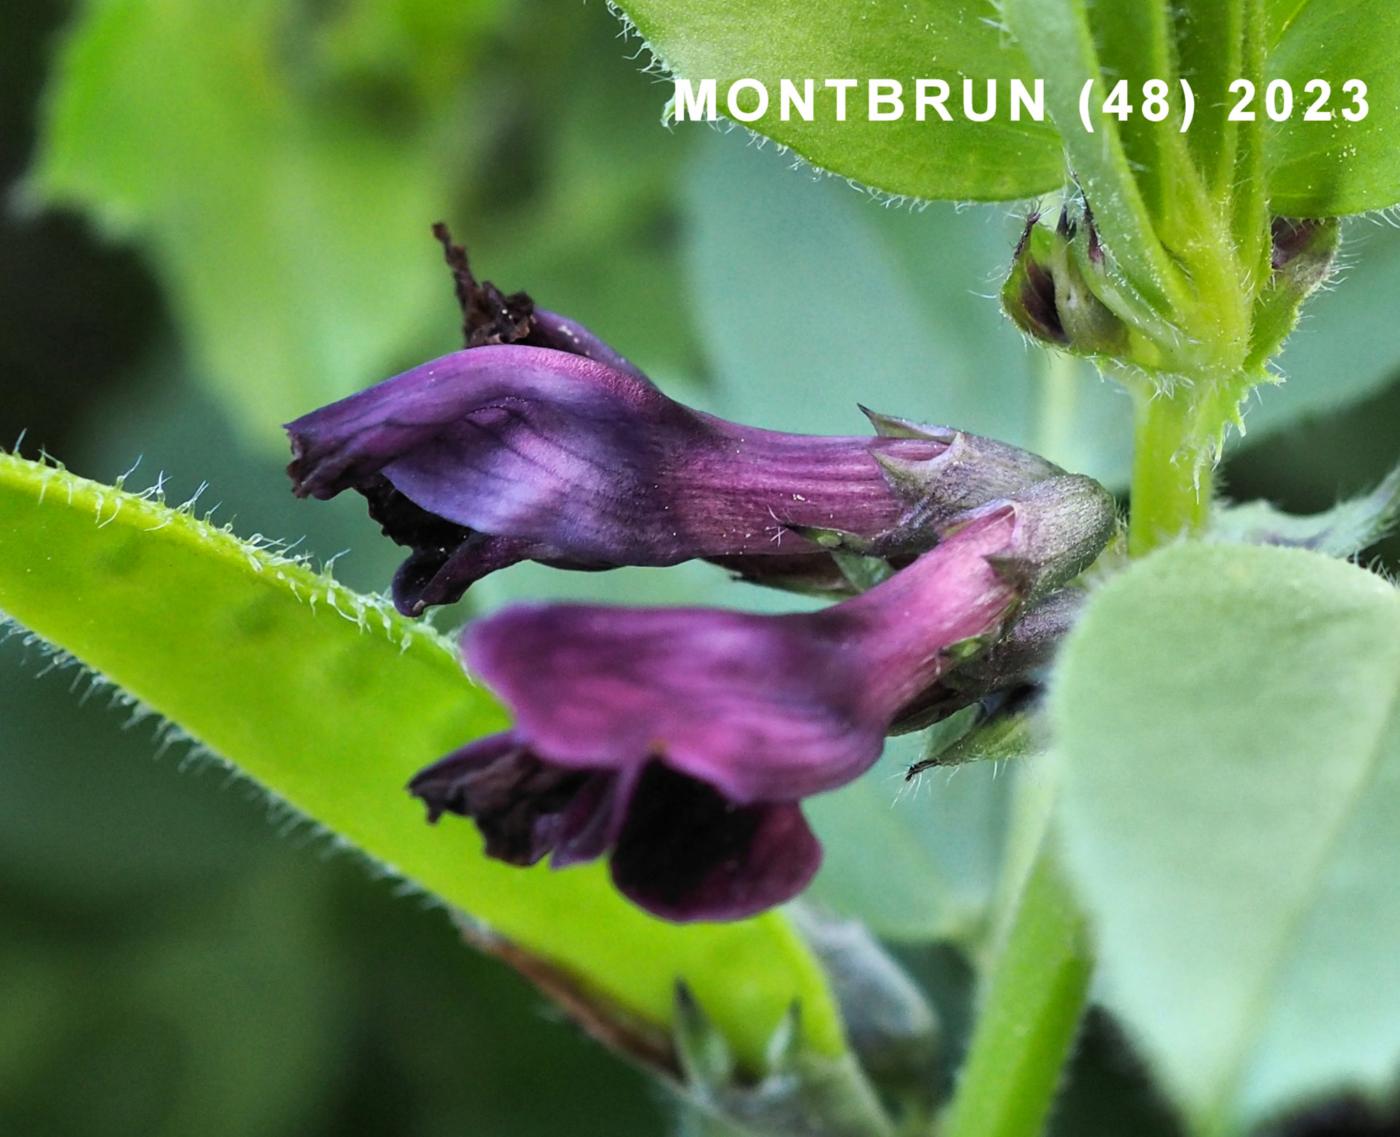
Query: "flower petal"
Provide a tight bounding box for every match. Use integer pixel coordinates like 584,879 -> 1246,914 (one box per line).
460,489 -> 1114,803
289,345 -> 1080,606
389,532 -> 534,616
608,762 -> 822,923
285,345 -> 684,509
407,732 -> 607,866
465,600 -> 887,803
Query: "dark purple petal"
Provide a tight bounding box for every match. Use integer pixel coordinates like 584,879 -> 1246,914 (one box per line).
609,762 -> 822,922
407,732 -> 612,866
313,348 -> 937,564
389,532 -> 533,616
408,732 -> 520,823
287,346 -> 1069,607
549,770 -> 632,868
527,308 -> 652,384
286,346 -> 682,504
407,742 -> 820,922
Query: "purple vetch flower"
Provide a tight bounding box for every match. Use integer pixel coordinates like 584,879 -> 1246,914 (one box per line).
286,345 -> 1062,614
407,476 -> 1114,922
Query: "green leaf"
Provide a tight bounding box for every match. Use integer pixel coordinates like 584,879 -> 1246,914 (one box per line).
615,0 -> 1062,201
1214,459 -> 1400,556
26,0 -> 478,444
1265,0 -> 1400,216
682,131 -> 1132,488
0,451 -> 845,1072
1053,543 -> 1400,1134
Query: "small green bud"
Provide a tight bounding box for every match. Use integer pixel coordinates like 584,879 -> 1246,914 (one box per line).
1003,208 -> 1128,357
1245,216 -> 1342,370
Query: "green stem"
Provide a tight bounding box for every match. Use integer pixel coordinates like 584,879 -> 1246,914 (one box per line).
1128,388 -> 1213,556
939,845 -> 1093,1137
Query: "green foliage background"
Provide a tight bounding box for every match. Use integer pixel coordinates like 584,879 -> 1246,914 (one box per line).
3,2 -> 1400,1135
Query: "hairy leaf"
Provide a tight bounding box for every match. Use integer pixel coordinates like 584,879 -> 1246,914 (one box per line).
616,0 -> 1062,201
1266,0 -> 1400,216
1054,543 -> 1400,1134
1215,460 -> 1400,556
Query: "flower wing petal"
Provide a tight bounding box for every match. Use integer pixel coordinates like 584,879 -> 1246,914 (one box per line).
609,763 -> 823,923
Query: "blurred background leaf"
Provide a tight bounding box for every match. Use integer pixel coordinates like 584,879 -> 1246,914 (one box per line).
682,130 -> 1134,487
26,0 -> 481,442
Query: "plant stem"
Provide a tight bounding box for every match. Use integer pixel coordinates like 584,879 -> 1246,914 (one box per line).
939,844 -> 1093,1137
1128,388 -> 1212,555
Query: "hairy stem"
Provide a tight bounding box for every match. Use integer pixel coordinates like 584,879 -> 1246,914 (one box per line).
1129,388 -> 1213,555
939,845 -> 1093,1137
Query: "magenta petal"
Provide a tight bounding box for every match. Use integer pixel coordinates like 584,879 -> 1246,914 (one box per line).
609,763 -> 822,923
464,602 -> 887,803
528,308 -> 653,385
460,508 -> 1042,802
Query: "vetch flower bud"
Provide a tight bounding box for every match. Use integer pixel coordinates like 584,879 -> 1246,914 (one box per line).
1003,207 -> 1128,357
1244,216 -> 1343,372
1269,216 -> 1340,292
407,476 -> 1114,922
287,346 -> 1065,614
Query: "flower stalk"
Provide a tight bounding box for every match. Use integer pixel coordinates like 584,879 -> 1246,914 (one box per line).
939,846 -> 1093,1137
1129,386 -> 1213,556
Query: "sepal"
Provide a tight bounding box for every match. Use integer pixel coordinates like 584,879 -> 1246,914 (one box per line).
669,985 -> 895,1137
979,475 -> 1119,603
908,709 -> 1037,777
